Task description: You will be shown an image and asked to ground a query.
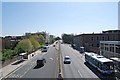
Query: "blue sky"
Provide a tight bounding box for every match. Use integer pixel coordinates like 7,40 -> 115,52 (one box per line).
2,2 -> 118,37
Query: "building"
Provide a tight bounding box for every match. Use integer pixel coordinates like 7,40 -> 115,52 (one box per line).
73,30 -> 120,54
100,41 -> 120,58
100,41 -> 120,72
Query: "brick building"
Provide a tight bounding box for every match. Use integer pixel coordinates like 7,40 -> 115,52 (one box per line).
73,30 -> 120,54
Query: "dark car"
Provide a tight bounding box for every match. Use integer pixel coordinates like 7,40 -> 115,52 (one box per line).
36,58 -> 46,67
41,46 -> 48,52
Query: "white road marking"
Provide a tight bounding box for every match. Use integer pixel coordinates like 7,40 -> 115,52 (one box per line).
49,58 -> 53,60
78,70 -> 83,77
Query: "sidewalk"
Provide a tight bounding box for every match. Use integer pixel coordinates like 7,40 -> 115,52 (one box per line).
0,50 -> 41,79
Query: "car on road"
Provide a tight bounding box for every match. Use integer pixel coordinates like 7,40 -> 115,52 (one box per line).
41,46 -> 48,52
36,58 -> 46,67
64,56 -> 71,64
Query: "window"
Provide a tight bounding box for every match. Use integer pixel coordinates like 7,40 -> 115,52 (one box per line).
100,43 -> 103,49
113,36 -> 115,40
97,44 -> 99,47
92,44 -> 93,47
97,37 -> 99,40
102,37 -> 104,40
92,37 -> 93,41
116,45 -> 120,53
108,36 -> 109,40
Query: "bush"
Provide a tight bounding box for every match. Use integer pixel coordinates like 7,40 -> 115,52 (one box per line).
1,49 -> 15,60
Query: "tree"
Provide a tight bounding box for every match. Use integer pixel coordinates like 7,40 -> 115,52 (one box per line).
29,36 -> 40,50
15,39 -> 33,54
62,34 -> 73,44
55,37 -> 61,41
38,35 -> 45,45
2,49 -> 15,60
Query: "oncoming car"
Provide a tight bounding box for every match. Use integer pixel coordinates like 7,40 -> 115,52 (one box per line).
41,46 -> 48,52
64,56 -> 71,64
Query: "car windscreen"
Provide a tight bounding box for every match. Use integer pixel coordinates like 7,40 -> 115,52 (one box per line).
65,57 -> 70,60
43,47 -> 47,49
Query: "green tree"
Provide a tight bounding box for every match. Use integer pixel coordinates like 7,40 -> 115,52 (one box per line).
55,37 -> 61,41
38,35 -> 45,45
62,34 -> 74,44
16,39 -> 33,54
2,49 -> 14,60
29,36 -> 40,50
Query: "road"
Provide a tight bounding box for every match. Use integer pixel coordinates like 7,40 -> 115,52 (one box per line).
61,44 -> 99,78
6,45 -> 58,78
4,43 -> 116,79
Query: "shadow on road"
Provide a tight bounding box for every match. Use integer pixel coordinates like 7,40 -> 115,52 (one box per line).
33,65 -> 44,69
84,62 -> 116,80
11,59 -> 25,65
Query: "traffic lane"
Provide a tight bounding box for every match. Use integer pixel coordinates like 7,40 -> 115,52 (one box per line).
67,47 -> 98,78
65,45 -> 116,79
61,44 -> 98,78
62,44 -> 98,78
7,49 -> 46,78
63,53 -> 79,78
22,46 -> 58,78
61,45 -> 81,78
7,46 -> 57,78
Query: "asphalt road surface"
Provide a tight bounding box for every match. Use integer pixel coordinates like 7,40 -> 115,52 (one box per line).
5,43 -> 117,79
61,44 -> 99,78
6,45 -> 58,78
61,44 -> 117,80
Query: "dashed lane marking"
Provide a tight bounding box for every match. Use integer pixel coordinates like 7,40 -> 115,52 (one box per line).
49,58 -> 54,60
78,70 -> 83,78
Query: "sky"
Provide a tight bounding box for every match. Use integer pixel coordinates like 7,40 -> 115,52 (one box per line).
2,2 -> 119,37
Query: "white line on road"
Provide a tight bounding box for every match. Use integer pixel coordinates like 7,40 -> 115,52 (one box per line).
19,62 -> 35,78
78,70 -> 83,78
49,58 -> 54,60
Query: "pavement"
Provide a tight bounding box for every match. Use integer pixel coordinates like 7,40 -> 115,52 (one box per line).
0,49 -> 42,79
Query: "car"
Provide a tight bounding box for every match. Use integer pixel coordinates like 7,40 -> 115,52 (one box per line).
64,56 -> 71,64
41,46 -> 48,52
36,58 -> 46,67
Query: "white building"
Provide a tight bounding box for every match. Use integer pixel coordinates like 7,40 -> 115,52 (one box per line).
100,41 -> 120,72
100,41 -> 120,58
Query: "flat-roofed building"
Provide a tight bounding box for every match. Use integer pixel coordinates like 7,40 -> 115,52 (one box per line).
100,41 -> 120,72
73,30 -> 120,54
100,41 -> 120,58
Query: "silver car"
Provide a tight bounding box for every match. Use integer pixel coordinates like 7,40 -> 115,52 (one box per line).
64,56 -> 71,64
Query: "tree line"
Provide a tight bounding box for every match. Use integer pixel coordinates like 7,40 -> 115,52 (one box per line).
1,34 -> 46,61
62,34 -> 74,44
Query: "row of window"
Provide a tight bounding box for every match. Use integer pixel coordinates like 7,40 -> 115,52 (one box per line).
91,36 -> 116,41
100,44 -> 120,53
